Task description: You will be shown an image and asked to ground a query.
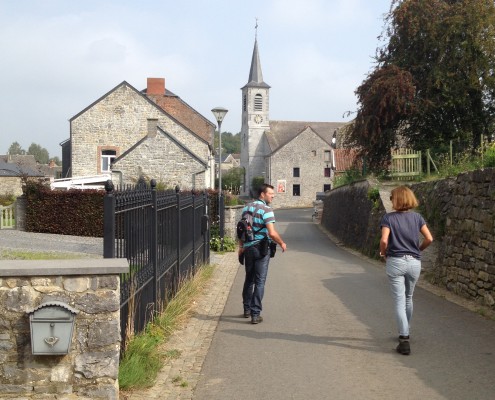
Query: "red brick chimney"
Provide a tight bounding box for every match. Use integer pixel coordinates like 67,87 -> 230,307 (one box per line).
147,78 -> 165,95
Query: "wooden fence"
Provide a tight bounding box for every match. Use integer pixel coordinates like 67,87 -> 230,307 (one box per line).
0,203 -> 15,229
390,148 -> 422,180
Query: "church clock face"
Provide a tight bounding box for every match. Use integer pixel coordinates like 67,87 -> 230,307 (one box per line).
254,114 -> 263,124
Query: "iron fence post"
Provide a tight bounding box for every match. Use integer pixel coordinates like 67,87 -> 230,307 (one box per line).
151,179 -> 158,307
192,192 -> 196,272
103,180 -> 115,258
204,190 -> 209,263
175,185 -> 181,292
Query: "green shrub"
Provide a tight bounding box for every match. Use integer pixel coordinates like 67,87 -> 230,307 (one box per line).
0,193 -> 15,206
367,187 -> 381,210
209,235 -> 236,252
484,143 -> 495,168
333,168 -> 363,188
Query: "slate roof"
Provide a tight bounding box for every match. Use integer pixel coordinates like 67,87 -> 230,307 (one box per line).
266,120 -> 347,153
242,39 -> 270,89
0,161 -> 43,177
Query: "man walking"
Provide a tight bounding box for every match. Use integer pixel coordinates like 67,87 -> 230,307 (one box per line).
238,183 -> 287,324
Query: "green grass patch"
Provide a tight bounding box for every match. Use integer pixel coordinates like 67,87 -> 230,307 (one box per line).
0,249 -> 92,260
119,263 -> 215,390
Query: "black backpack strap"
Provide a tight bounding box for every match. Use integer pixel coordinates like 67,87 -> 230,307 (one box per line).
250,203 -> 267,238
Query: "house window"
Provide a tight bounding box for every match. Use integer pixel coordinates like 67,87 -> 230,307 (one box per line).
312,150 -> 316,156
101,150 -> 116,172
324,184 -> 331,192
254,94 -> 263,111
293,184 -> 300,196
243,94 -> 247,111
293,167 -> 300,177
324,167 -> 331,177
324,150 -> 331,162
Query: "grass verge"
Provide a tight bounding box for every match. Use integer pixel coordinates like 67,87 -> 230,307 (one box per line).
118,263 -> 215,391
0,249 -> 92,260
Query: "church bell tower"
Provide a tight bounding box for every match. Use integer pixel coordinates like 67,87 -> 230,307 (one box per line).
240,28 -> 270,197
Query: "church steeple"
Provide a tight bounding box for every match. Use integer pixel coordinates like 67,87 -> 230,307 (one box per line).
243,25 -> 270,89
240,23 -> 270,196
246,39 -> 269,87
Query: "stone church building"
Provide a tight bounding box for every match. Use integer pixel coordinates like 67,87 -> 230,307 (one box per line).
62,78 -> 216,189
241,38 -> 349,208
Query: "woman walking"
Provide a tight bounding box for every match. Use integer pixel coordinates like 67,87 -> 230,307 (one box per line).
380,186 -> 433,355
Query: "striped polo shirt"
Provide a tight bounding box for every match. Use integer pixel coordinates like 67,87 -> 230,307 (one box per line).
241,199 -> 275,248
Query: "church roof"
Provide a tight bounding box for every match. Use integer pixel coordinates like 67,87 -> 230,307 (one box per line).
266,120 -> 346,153
242,39 -> 270,89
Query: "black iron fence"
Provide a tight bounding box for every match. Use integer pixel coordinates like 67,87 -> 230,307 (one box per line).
103,179 -> 210,348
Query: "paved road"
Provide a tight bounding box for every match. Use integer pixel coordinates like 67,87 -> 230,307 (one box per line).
0,229 -> 103,256
193,208 -> 495,400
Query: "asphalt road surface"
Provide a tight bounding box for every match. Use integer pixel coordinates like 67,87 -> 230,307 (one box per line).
193,208 -> 495,400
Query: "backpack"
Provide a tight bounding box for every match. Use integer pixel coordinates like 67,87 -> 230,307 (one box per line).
236,207 -> 263,242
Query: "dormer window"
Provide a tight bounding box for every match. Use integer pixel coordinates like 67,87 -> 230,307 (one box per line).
254,94 -> 263,111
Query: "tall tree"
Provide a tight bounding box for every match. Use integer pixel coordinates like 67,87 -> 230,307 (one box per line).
28,143 -> 50,164
213,131 -> 241,155
347,0 -> 495,171
8,141 -> 25,155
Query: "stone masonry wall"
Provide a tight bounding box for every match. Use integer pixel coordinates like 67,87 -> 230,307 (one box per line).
413,169 -> 495,308
113,132 -> 206,189
0,177 -> 23,197
71,84 -> 210,188
0,259 -> 128,399
321,169 -> 495,310
321,179 -> 384,259
270,128 -> 333,208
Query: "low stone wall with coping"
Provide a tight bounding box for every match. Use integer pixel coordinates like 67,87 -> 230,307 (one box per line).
321,169 -> 495,310
0,258 -> 128,399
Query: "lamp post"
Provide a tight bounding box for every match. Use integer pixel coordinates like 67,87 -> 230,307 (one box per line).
211,106 -> 228,251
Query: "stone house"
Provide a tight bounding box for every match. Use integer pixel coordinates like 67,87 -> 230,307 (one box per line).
240,37 -> 351,207
0,155 -> 45,196
64,78 -> 216,189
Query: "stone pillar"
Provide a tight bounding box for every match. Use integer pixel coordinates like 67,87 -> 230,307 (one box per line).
0,258 -> 128,399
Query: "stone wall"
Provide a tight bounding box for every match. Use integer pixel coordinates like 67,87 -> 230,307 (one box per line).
71,83 -> 211,188
270,127 -> 333,208
224,205 -> 244,240
0,259 -> 128,399
321,179 -> 384,259
321,169 -> 495,310
413,169 -> 495,308
0,177 -> 23,197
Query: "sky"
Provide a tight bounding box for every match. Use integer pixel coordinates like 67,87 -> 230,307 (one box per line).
0,0 -> 392,159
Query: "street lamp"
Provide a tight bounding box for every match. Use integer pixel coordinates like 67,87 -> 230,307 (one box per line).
211,106 -> 228,251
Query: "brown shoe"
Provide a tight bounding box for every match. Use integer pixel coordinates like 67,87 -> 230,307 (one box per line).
251,316 -> 263,324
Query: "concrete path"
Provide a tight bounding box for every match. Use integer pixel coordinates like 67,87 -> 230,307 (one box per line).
192,208 -> 495,400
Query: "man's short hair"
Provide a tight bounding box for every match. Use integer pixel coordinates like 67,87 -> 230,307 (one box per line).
257,183 -> 274,197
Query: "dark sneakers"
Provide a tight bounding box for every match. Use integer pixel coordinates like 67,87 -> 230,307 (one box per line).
397,337 -> 411,355
251,315 -> 263,324
243,310 -> 251,318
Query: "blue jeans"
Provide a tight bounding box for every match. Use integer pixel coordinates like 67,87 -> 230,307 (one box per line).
242,244 -> 270,317
386,255 -> 421,337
